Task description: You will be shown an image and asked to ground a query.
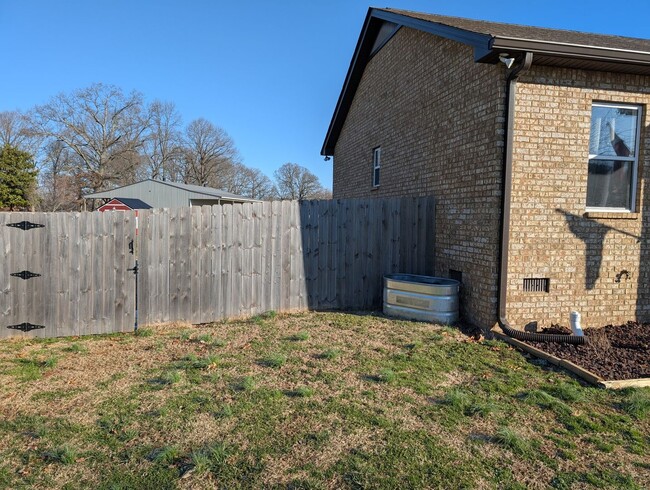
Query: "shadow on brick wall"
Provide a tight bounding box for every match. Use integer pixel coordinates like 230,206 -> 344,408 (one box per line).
555,208 -> 640,291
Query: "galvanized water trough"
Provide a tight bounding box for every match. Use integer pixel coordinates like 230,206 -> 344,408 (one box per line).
383,274 -> 460,324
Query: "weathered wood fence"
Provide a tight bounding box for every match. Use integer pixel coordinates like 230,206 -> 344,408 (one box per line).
0,197 -> 435,338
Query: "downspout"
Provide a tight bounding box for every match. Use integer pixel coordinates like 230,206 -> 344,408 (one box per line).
497,52 -> 586,345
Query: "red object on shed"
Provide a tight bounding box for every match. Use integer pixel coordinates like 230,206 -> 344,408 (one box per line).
98,198 -> 152,212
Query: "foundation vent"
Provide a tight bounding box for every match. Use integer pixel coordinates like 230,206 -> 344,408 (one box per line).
523,278 -> 550,293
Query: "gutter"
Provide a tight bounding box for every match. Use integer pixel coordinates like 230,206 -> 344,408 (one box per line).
496,51 -> 586,345
489,36 -> 650,65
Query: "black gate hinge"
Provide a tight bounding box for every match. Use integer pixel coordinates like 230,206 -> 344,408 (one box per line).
10,270 -> 41,280
6,221 -> 45,231
7,322 -> 45,332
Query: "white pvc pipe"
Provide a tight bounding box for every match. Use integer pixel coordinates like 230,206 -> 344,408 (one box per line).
570,311 -> 584,336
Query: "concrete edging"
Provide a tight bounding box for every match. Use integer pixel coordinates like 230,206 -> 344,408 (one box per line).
491,326 -> 650,389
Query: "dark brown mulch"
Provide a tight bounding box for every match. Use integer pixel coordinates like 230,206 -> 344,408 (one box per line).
524,321 -> 650,381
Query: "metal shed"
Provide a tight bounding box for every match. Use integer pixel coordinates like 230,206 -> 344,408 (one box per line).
83,179 -> 260,210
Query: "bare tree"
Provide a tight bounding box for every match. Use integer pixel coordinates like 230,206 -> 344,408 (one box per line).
143,100 -> 183,181
225,164 -> 276,200
0,110 -> 41,155
274,162 -> 330,200
30,83 -> 150,194
37,140 -> 80,211
180,118 -> 239,188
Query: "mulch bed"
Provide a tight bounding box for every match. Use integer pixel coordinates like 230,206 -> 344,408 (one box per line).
524,321 -> 650,381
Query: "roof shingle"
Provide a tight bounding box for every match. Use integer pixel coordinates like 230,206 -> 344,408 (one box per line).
383,8 -> 650,53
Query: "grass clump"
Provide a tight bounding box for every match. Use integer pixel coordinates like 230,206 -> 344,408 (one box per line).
443,388 -> 472,411
289,386 -> 314,398
193,333 -> 225,347
63,343 -> 87,354
190,442 -> 233,476
182,354 -> 220,370
493,427 -> 531,456
134,328 -> 154,338
42,445 -> 78,465
288,331 -> 310,341
260,353 -> 287,368
11,356 -> 59,381
42,356 -> 58,368
148,445 -> 180,464
252,310 -> 278,325
541,381 -> 584,403
320,348 -> 341,360
233,376 -> 256,392
373,368 -> 397,383
160,370 -> 182,385
620,388 -> 650,420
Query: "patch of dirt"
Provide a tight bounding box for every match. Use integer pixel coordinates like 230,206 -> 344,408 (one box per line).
525,321 -> 650,381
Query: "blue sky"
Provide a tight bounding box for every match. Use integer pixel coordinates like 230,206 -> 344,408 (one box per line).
2,1 -> 650,189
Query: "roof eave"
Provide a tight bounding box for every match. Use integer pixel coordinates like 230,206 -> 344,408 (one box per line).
321,9 -> 378,156
321,8 -> 493,156
489,36 -> 650,65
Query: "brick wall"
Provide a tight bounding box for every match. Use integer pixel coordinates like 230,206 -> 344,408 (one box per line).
508,67 -> 650,328
333,27 -> 506,328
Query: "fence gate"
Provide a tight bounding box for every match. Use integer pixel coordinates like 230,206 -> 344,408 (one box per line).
0,211 -> 136,339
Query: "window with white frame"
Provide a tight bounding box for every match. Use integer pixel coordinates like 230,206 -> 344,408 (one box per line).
372,147 -> 381,187
587,103 -> 642,211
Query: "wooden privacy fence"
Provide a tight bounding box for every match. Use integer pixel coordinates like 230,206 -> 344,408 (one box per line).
0,197 -> 435,338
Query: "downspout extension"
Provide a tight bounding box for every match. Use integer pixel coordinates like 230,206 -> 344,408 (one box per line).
497,52 -> 586,345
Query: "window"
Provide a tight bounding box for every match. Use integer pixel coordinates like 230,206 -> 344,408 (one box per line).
587,103 -> 642,211
372,147 -> 381,187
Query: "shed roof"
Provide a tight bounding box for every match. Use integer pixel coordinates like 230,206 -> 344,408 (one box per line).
108,198 -> 152,209
322,8 -> 650,155
83,179 -> 260,208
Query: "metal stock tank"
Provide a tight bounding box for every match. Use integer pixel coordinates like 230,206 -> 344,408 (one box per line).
383,274 -> 460,324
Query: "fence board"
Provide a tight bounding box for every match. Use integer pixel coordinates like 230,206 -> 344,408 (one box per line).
78,213 -> 92,333
112,213 -> 125,332
325,201 -> 338,308
199,207 -> 212,323
232,204 -> 243,317
221,204 -> 233,319
252,202 -> 263,316
190,207 -> 202,324
212,205 -> 223,321
242,203 -> 253,316
261,202 -> 273,313
289,201 -> 300,310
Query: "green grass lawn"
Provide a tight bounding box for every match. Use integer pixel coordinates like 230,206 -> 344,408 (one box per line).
0,311 -> 648,489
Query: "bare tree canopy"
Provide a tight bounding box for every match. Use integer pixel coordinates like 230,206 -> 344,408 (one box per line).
143,100 -> 183,181
38,140 -> 80,211
227,164 -> 277,200
30,83 -> 149,193
180,118 -> 239,188
274,162 -> 330,200
0,110 -> 40,154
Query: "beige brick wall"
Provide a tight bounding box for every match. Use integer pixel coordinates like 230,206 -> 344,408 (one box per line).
333,27 -> 506,328
508,66 -> 650,328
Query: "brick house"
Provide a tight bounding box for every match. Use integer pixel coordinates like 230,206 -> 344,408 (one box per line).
322,8 -> 650,331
